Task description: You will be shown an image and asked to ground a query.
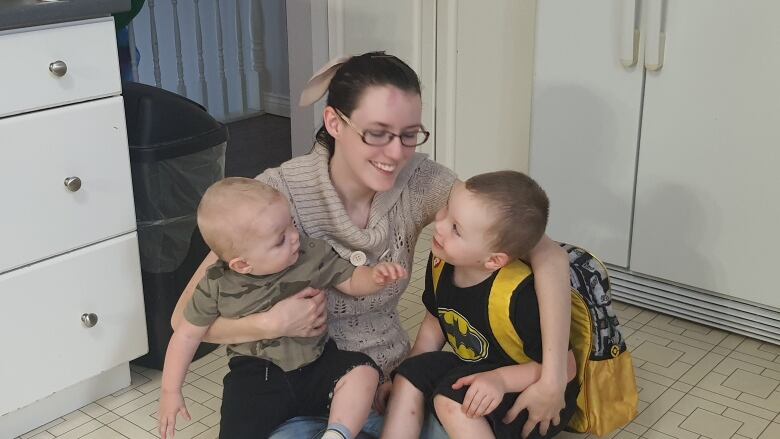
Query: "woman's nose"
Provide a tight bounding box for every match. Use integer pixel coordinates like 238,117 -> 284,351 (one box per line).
383,137 -> 405,160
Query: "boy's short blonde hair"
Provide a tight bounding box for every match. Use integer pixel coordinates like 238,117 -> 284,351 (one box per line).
465,171 -> 549,260
197,177 -> 282,261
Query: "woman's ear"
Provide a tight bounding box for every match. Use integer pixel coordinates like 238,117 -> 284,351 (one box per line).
228,257 -> 253,274
323,106 -> 342,138
484,252 -> 510,271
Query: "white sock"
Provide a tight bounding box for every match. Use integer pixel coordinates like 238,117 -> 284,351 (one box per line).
321,423 -> 351,439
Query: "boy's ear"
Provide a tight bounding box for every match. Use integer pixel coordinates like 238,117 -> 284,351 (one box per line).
228,257 -> 253,274
323,106 -> 342,138
484,252 -> 511,271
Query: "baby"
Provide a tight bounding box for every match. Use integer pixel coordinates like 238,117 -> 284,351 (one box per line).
158,177 -> 407,439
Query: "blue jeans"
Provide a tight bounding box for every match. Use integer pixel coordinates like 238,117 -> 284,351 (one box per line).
268,410 -> 448,439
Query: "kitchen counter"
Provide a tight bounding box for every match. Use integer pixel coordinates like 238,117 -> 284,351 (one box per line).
0,0 -> 129,32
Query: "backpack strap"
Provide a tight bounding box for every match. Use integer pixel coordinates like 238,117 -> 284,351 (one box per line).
488,261 -> 534,364
430,256 -> 534,364
431,256 -> 445,295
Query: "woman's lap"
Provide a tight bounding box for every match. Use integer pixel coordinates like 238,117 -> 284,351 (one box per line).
268,410 -> 448,439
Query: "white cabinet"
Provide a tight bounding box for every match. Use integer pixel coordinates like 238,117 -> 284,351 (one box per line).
0,19 -> 121,118
0,234 -> 147,415
0,97 -> 136,273
0,18 -> 146,438
530,1 -> 780,341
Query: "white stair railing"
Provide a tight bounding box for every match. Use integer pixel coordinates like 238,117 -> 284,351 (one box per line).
128,0 -> 267,121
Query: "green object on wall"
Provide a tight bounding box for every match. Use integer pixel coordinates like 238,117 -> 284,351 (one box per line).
114,0 -> 146,30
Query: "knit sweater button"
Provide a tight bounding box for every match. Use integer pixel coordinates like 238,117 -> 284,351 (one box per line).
349,251 -> 367,266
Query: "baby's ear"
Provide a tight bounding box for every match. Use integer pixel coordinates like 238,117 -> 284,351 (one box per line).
228,257 -> 252,274
484,252 -> 510,271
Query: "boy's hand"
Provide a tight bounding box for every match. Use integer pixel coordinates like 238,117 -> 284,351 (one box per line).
372,262 -> 408,285
159,390 -> 191,439
452,370 -> 506,418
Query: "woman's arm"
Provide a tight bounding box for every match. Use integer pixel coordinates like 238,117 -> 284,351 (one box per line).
171,252 -> 328,344
527,234 -> 571,390
516,234 -> 572,437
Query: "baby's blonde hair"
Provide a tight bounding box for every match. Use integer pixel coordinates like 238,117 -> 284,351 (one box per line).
197,177 -> 282,261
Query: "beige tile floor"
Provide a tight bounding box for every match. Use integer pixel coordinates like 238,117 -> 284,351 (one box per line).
17,229 -> 780,439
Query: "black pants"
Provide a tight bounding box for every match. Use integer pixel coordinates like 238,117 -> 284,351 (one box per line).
220,339 -> 380,439
395,351 -> 580,439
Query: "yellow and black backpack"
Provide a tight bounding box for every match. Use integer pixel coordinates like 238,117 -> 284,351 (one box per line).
431,244 -> 638,436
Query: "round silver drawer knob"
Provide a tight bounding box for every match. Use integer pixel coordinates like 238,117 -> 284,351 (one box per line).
49,60 -> 68,77
81,313 -> 98,328
64,176 -> 82,192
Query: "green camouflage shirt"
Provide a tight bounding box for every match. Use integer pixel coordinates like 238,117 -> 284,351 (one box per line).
184,236 -> 355,371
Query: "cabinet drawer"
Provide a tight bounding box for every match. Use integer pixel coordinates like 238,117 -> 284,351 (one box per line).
0,96 -> 136,273
0,233 -> 147,415
0,18 -> 120,118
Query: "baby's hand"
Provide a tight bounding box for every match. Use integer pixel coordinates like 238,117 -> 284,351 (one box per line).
372,262 -> 408,285
158,390 -> 191,439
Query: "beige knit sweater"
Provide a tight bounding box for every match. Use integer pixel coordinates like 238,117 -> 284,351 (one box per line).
256,145 -> 456,376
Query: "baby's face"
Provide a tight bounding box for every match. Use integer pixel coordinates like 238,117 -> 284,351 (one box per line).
241,197 -> 301,275
431,182 -> 498,268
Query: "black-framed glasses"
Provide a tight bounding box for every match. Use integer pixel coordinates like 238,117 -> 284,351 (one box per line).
335,109 -> 430,147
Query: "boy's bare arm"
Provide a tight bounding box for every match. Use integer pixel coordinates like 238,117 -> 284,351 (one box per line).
162,321 -> 210,393
409,312 -> 446,356
496,350 -> 576,393
159,321 -> 209,438
336,262 -> 408,296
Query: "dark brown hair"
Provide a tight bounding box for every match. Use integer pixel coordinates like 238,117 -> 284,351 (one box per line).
315,51 -> 422,155
465,171 -> 549,259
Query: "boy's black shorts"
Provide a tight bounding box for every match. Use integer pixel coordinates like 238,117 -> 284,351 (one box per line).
395,351 -> 580,439
219,339 -> 380,439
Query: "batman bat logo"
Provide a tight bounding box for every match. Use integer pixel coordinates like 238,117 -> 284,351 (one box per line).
438,308 -> 489,361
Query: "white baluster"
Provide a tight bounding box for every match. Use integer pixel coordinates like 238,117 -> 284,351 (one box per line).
235,0 -> 249,114
171,0 -> 187,96
250,0 -> 267,112
194,0 -> 209,108
128,22 -> 140,82
216,0 -> 230,117
148,0 -> 162,87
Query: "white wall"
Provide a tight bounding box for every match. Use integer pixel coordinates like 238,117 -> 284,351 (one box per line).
436,0 -> 537,179
287,0 -> 329,157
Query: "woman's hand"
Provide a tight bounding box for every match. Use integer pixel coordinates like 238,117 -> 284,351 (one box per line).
373,381 -> 393,414
452,370 -> 507,418
502,377 -> 566,438
262,287 -> 327,338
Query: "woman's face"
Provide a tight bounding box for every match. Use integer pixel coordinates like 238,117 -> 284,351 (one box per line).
330,85 -> 423,193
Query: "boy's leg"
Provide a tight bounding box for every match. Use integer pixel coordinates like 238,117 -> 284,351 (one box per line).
294,340 -> 381,439
433,394 -> 495,439
219,356 -> 295,439
382,351 -> 464,439
382,375 -> 426,439
327,364 -> 380,437
432,366 -> 582,439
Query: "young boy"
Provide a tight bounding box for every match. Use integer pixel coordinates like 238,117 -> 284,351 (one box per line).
382,171 -> 579,439
157,177 -> 407,439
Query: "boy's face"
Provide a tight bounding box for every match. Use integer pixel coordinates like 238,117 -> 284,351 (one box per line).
238,197 -> 301,276
431,182 -> 504,269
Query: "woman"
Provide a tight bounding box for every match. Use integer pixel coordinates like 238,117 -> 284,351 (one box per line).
172,52 -> 572,439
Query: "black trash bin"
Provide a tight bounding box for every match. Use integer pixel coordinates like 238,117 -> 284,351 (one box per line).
124,82 -> 228,369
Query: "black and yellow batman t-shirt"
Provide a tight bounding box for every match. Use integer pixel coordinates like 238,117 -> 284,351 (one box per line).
422,253 -> 543,365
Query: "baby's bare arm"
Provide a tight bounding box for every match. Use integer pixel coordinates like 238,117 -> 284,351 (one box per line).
162,321 -> 210,394
336,263 -> 408,296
